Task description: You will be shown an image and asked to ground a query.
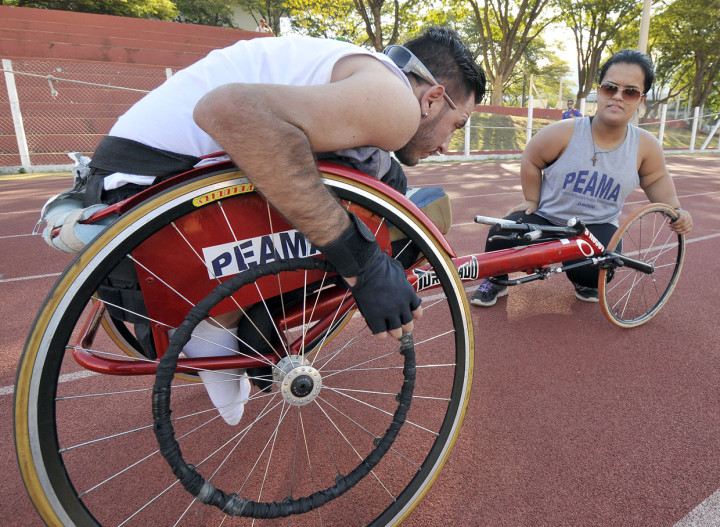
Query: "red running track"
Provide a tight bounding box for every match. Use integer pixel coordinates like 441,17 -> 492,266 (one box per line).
1,154 -> 719,526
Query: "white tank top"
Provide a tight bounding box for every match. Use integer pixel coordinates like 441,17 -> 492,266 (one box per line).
108,36 -> 410,157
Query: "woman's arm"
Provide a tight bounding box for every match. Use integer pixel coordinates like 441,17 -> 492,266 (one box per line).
638,130 -> 693,235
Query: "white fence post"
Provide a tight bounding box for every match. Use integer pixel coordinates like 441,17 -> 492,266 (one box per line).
464,118 -> 471,156
165,67 -> 173,79
700,118 -> 720,151
658,103 -> 667,146
2,58 -> 31,168
526,94 -> 534,143
689,107 -> 699,152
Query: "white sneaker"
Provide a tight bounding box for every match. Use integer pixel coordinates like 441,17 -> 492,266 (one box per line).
196,369 -> 251,426
170,320 -> 251,425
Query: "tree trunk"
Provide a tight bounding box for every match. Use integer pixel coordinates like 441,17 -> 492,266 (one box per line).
490,77 -> 504,106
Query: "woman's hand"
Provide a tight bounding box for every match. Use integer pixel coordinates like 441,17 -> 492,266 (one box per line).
507,200 -> 538,215
670,208 -> 693,235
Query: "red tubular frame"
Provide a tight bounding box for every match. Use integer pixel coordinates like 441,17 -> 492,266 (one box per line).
407,227 -> 605,292
71,161 -> 605,376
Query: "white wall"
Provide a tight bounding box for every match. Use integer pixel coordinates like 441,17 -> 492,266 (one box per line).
229,7 -> 259,32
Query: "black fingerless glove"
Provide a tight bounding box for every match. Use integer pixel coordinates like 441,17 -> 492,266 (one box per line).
319,213 -> 421,334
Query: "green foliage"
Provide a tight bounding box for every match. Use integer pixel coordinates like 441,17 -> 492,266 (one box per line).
8,0 -> 177,19
287,0 -> 425,50
555,0 -> 641,100
465,0 -> 560,105
445,112 -> 709,153
174,0 -> 235,26
285,0 -> 364,42
7,0 -> 719,117
235,0 -> 287,35
652,0 -> 720,110
503,37 -> 573,108
447,113 -> 557,152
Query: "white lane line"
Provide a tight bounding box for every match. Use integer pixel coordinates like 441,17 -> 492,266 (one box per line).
449,222 -> 720,244
687,233 -> 720,243
674,489 -> 720,527
453,190 -> 720,204
0,233 -> 36,239
1,369 -> 98,396
3,225 -> 718,393
3,234 -> 718,283
626,190 -> 720,205
451,190 -> 521,199
0,286 -> 472,397
0,272 -> 62,283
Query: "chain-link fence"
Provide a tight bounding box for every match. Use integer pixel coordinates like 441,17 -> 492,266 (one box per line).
1,59 -> 168,170
443,101 -> 720,162
448,110 -> 558,154
1,58 -> 719,172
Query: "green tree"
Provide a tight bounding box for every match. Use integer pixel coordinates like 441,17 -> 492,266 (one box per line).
653,0 -> 720,112
6,0 -> 177,19
235,0 -> 287,35
285,0 -> 364,41
352,0 -> 401,50
556,0 -> 641,102
174,0 -> 236,26
466,0 -> 560,106
286,0 -> 422,50
503,38 -> 572,108
603,15 -> 682,121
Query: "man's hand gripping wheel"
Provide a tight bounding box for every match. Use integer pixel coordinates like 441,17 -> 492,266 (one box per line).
319,212 -> 422,338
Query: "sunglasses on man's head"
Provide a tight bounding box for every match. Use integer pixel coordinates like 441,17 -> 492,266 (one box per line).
383,45 -> 457,110
597,81 -> 644,103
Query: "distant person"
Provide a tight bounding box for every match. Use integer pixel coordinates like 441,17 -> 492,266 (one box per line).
471,49 -> 692,307
256,18 -> 273,34
562,99 -> 582,119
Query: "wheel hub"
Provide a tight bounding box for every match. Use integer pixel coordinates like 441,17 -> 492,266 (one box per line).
275,355 -> 322,406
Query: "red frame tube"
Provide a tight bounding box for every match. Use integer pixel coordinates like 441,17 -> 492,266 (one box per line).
71,159 -> 605,376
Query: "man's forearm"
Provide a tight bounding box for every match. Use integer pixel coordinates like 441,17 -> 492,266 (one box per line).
242,143 -> 351,247
194,87 -> 351,246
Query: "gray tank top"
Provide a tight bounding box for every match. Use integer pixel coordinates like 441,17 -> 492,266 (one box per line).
536,117 -> 640,226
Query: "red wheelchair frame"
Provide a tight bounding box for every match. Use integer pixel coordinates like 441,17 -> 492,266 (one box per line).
68,159 -> 681,378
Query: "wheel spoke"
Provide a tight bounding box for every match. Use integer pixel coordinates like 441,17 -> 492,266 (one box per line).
600,205 -> 684,327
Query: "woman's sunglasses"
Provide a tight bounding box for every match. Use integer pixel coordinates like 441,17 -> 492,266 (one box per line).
597,81 -> 645,103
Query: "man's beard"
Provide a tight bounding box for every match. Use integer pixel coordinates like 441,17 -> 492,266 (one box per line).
394,114 -> 441,166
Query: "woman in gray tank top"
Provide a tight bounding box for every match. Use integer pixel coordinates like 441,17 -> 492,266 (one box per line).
471,49 -> 693,307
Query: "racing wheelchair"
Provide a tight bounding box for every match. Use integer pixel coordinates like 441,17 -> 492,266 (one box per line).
15,159 -> 684,526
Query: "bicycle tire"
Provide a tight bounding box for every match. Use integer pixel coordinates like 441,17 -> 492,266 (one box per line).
599,203 -> 685,328
15,169 -> 474,526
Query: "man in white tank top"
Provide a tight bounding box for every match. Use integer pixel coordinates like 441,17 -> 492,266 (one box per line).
87,28 -> 486,424
94,27 -> 485,339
